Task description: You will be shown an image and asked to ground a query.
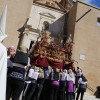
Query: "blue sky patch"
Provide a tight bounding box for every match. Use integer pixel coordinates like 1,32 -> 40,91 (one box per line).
83,0 -> 100,8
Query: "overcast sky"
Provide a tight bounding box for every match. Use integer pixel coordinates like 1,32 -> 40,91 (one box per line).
82,0 -> 100,8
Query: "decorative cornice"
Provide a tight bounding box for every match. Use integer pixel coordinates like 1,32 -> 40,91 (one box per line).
33,2 -> 66,14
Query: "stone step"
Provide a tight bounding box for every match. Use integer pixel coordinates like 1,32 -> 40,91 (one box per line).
82,92 -> 100,100
75,92 -> 99,100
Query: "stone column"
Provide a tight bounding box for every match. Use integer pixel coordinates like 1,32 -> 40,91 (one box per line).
18,28 -> 29,52
14,28 -> 29,65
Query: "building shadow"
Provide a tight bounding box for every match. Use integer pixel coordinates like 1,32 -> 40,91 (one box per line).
94,86 -> 100,98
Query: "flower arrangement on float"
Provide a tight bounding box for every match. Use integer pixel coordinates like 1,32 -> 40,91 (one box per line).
30,31 -> 74,69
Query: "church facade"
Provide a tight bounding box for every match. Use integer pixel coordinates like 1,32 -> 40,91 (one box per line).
0,0 -> 100,93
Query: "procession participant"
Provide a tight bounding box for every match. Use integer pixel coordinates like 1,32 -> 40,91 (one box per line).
41,66 -> 52,100
25,66 -> 39,100
75,67 -> 82,89
50,68 -> 60,100
34,67 -> 45,100
66,69 -> 75,100
59,69 -> 68,100
22,65 -> 34,100
0,5 -> 7,100
0,39 -> 7,100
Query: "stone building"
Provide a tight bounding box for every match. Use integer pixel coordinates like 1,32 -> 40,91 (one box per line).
67,1 -> 100,93
0,0 -> 100,93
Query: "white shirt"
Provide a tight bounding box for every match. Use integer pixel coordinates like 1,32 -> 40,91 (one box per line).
67,74 -> 75,84
60,72 -> 68,81
28,68 -> 34,78
31,71 -> 39,80
78,78 -> 87,85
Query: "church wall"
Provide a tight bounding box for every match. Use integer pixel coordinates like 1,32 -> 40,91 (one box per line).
72,2 -> 100,92
0,0 -> 33,48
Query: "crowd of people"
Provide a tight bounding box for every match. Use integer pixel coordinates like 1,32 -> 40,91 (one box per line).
6,46 -> 87,100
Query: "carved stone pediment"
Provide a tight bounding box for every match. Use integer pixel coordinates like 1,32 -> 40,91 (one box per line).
39,12 -> 56,19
